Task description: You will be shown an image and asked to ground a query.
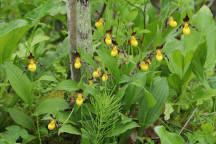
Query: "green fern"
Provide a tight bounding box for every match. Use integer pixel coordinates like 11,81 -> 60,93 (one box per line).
81,91 -> 121,144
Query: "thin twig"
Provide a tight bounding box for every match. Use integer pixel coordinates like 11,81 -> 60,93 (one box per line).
62,108 -> 74,126
208,0 -> 216,7
145,36 -> 156,51
179,106 -> 199,135
110,5 -> 117,32
169,8 -> 179,17
163,7 -> 179,32
96,3 -> 106,21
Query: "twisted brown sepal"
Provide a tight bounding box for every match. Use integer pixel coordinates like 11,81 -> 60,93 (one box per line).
50,114 -> 56,120
28,53 -> 34,59
137,63 -> 140,69
74,52 -> 80,58
162,52 -> 170,62
190,24 -> 199,32
70,97 -> 75,106
112,40 -> 118,45
156,44 -> 164,50
131,32 -> 136,36
76,89 -> 83,93
183,15 -> 190,22
146,51 -> 156,60
106,28 -> 112,34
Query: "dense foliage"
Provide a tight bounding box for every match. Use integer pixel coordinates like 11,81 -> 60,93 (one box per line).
0,0 -> 216,143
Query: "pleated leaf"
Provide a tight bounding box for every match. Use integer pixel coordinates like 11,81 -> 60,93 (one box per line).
0,19 -> 29,64
6,108 -> 35,131
34,98 -> 69,115
6,63 -> 34,105
155,126 -> 185,144
144,78 -> 169,126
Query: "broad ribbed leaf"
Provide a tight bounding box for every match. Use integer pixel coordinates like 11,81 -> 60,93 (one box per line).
38,75 -> 57,82
208,76 -> 216,89
145,78 -> 169,126
193,86 -> 216,101
191,42 -> 207,81
6,108 -> 35,131
58,124 -> 81,135
169,50 -> 184,79
123,84 -> 143,110
138,88 -> 156,124
192,6 -> 216,70
35,98 -> 69,115
5,63 -> 33,104
123,72 -> 149,110
97,48 -> 120,83
24,0 -> 66,21
31,34 -> 49,47
55,80 -> 78,92
78,49 -> 97,69
106,121 -> 140,137
0,19 -> 29,64
155,126 -> 185,144
0,125 -> 36,144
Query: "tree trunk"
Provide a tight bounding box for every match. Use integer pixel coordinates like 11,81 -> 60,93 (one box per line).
66,0 -> 92,81
77,0 -> 92,55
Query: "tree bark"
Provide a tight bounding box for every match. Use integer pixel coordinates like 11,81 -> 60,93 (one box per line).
66,0 -> 92,81
77,0 -> 92,55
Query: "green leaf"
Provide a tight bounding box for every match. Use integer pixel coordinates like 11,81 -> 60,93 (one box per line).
119,113 -> 133,124
193,86 -> 216,102
58,124 -> 81,135
192,5 -> 215,34
106,121 -> 140,137
123,72 -> 150,110
123,84 -> 142,110
183,51 -> 194,75
164,103 -> 174,121
34,98 -> 69,115
190,122 -> 216,144
201,123 -> 215,135
154,126 -> 185,144
192,5 -> 216,70
84,84 -> 100,96
55,80 -> 78,92
5,63 -> 34,105
78,49 -> 97,69
38,75 -> 57,82
144,78 -> 169,126
205,27 -> 216,70
119,75 -> 132,84
169,50 -> 184,79
6,108 -> 35,131
116,85 -> 128,99
0,19 -> 29,64
97,48 -> 120,83
31,34 -> 50,47
138,88 -> 157,124
191,42 -> 207,81
56,111 -> 77,125
208,76 -> 216,89
56,37 -> 69,57
24,0 -> 66,22
0,125 -> 36,144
